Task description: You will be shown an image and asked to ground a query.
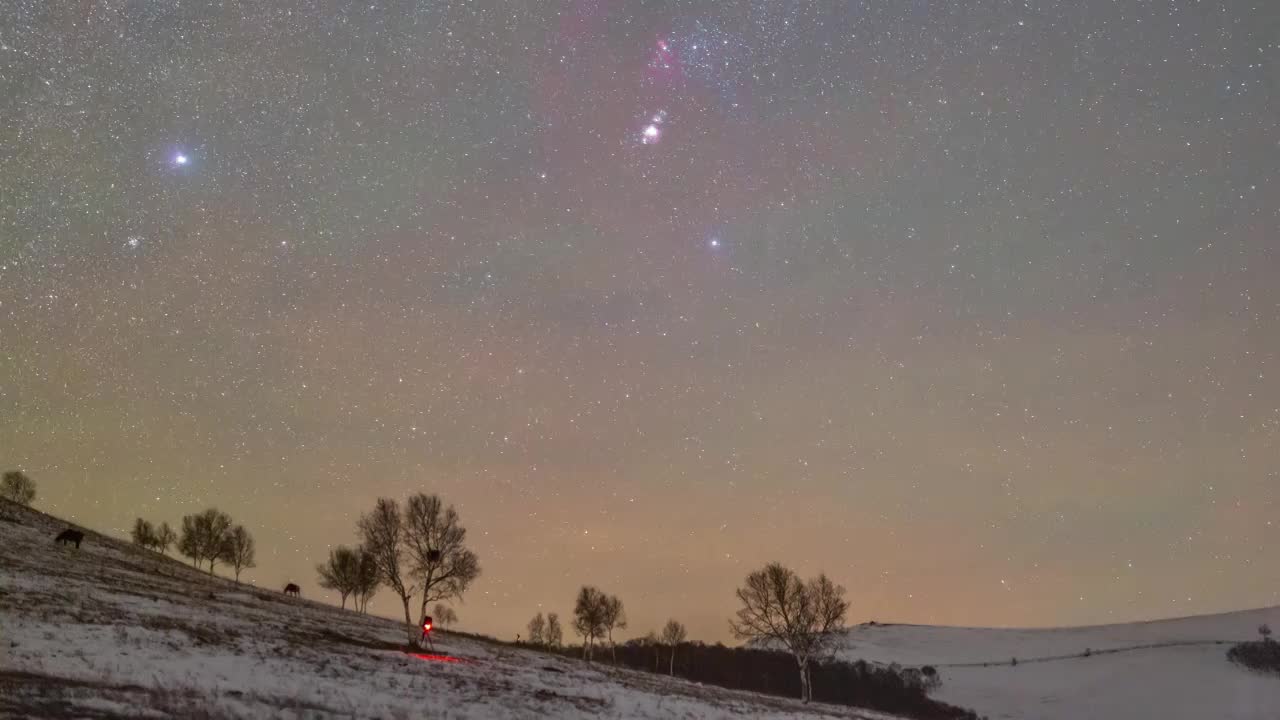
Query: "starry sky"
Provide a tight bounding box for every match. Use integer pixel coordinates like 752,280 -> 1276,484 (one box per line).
3,1 -> 1278,643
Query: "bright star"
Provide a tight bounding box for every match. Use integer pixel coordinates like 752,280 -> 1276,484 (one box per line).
174,154 -> 188,165
709,238 -> 721,248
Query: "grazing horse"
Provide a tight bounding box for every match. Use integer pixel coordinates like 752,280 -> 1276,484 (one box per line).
283,583 -> 301,597
55,529 -> 84,548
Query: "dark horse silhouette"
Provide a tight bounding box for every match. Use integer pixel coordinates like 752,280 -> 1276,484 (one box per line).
283,583 -> 301,597
55,529 -> 84,548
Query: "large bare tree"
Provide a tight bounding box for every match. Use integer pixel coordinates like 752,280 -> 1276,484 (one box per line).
402,493 -> 481,631
358,498 -> 417,644
729,562 -> 849,702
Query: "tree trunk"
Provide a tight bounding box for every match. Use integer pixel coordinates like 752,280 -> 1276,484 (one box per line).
340,593 -> 347,610
401,594 -> 416,647
669,647 -> 676,676
798,657 -> 811,703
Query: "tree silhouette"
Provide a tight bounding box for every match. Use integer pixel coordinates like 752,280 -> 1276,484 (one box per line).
573,586 -> 609,661
433,603 -> 458,629
402,493 -> 481,633
729,562 -> 849,702
179,508 -> 233,574
220,525 -> 255,582
545,612 -> 564,648
358,498 -> 417,645
353,546 -> 380,613
602,594 -> 627,663
661,619 -> 687,675
131,518 -> 157,548
155,522 -> 177,555
1,470 -> 35,506
528,612 -> 546,645
317,546 -> 361,609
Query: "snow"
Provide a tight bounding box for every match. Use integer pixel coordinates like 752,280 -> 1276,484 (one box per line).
835,610 -> 1280,720
0,501 -> 900,719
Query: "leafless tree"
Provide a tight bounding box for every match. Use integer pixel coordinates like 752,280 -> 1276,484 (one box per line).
317,545 -> 361,608
353,546 -> 380,613
131,518 -> 157,548
545,612 -> 564,648
179,508 -> 232,574
601,594 -> 627,663
358,498 -> 417,644
528,612 -> 546,645
155,522 -> 177,555
1,470 -> 35,506
661,619 -> 687,675
402,493 -> 481,632
433,603 -> 458,629
729,562 -> 849,702
573,586 -> 609,661
221,525 -> 255,582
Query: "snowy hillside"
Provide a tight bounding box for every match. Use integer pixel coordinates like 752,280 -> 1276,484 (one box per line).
837,609 -> 1280,720
0,500 -> 903,720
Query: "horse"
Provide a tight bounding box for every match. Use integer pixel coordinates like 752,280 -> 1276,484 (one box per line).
55,529 -> 84,548
283,583 -> 301,597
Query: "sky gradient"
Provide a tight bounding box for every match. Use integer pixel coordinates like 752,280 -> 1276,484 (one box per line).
3,1 -> 1278,643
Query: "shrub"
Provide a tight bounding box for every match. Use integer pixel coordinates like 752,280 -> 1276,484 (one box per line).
1228,640 -> 1280,675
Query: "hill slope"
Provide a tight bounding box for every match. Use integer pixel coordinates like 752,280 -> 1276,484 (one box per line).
0,500 -> 902,720
837,609 -> 1280,720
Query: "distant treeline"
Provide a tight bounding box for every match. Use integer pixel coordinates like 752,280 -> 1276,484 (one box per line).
546,640 -> 980,720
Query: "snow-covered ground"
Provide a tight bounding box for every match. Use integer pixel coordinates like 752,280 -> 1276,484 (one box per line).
0,500 -> 902,719
836,608 -> 1280,720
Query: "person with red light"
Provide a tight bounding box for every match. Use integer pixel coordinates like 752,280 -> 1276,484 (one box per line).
420,615 -> 434,651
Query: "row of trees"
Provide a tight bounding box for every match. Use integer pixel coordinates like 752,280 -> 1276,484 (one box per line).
517,563 -> 845,704
132,508 -> 257,582
1,470 -> 36,506
526,611 -> 565,648
130,518 -> 177,554
315,545 -> 380,612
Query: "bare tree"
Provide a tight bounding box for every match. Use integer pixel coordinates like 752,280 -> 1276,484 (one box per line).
1,470 -> 35,506
661,619 -> 687,675
221,525 -> 255,582
601,594 -> 627,663
545,612 -> 564,648
573,586 -> 609,661
317,546 -> 361,608
155,522 -> 177,555
729,562 -> 849,702
354,546 -> 380,613
358,498 -> 417,645
180,508 -> 232,574
528,612 -> 546,646
131,518 -> 157,549
402,493 -> 481,632
433,603 -> 458,629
